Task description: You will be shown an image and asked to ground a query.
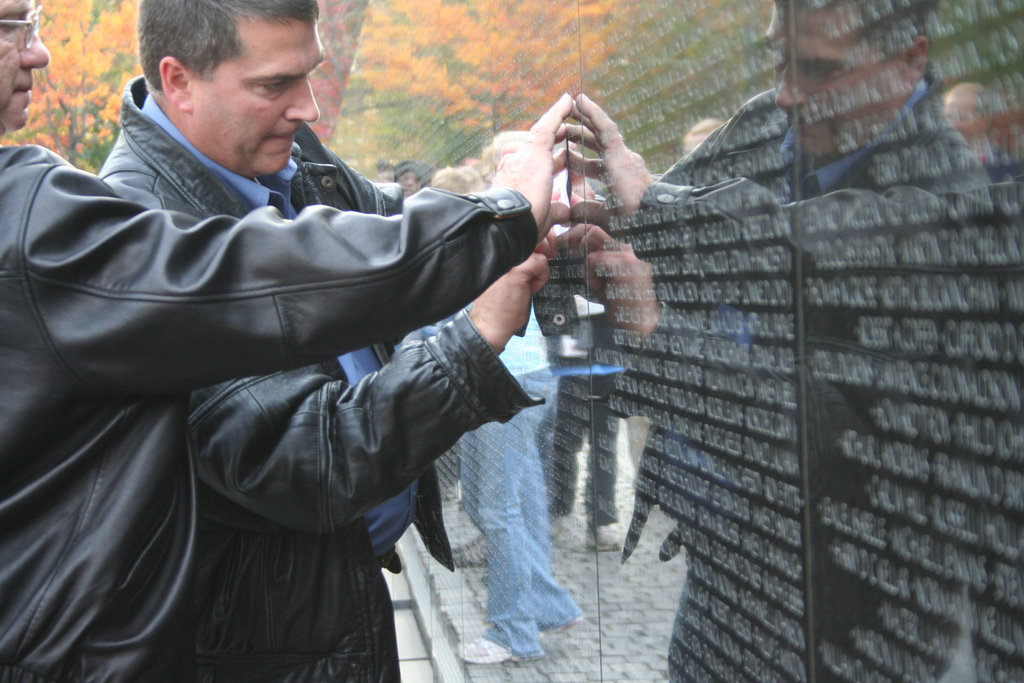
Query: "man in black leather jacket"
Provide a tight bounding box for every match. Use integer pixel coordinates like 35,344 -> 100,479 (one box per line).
98,0 -> 555,680
0,1 -> 573,679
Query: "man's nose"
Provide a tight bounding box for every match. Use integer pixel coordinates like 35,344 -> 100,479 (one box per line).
775,65 -> 802,111
287,79 -> 320,123
22,36 -> 50,70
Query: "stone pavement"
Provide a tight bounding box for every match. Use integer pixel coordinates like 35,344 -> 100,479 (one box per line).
398,418 -> 687,682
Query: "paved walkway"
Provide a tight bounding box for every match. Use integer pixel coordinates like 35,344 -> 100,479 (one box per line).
383,569 -> 435,682
398,418 -> 686,682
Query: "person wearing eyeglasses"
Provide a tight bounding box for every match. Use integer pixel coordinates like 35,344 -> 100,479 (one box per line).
0,0 -> 576,678
571,0 -> 988,214
0,1 -> 44,134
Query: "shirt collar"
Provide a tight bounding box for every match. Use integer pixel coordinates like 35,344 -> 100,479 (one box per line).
780,77 -> 929,195
141,94 -> 298,217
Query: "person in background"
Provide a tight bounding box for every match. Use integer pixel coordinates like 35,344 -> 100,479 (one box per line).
431,164 -> 487,195
944,81 -> 1024,182
680,117 -> 723,155
394,158 -> 435,196
376,157 -> 396,182
476,130 -> 531,186
543,298 -> 624,551
458,310 -> 584,665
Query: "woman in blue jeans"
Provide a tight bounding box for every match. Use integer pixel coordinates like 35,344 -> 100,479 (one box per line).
459,315 -> 582,664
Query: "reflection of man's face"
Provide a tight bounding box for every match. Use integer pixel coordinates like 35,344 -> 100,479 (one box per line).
179,18 -> 322,178
769,3 -> 925,162
397,171 -> 421,196
0,0 -> 49,136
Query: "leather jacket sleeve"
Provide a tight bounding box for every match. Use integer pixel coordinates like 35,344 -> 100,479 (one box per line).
188,311 -> 540,533
7,146 -> 537,394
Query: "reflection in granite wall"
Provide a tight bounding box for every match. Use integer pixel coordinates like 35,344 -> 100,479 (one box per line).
567,0 -> 1024,681
337,0 -> 1024,680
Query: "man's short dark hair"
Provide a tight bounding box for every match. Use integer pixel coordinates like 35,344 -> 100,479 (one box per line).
394,160 -> 436,185
139,0 -> 320,93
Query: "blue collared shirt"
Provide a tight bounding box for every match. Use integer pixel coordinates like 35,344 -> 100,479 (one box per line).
780,78 -> 928,198
142,94 -> 416,556
141,95 -> 298,217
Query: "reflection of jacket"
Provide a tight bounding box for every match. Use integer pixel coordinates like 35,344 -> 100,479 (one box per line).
0,133 -> 535,682
625,63 -> 992,683
660,62 -> 987,197
99,77 -> 536,681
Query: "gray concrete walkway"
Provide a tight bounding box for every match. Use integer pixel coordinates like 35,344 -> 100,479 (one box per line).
396,418 -> 686,682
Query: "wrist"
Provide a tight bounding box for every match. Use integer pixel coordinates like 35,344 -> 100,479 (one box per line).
467,304 -> 511,354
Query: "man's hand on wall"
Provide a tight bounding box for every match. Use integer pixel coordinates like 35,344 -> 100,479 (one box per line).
469,234 -> 555,353
491,94 -> 574,240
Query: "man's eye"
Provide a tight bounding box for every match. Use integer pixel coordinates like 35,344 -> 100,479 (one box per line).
260,81 -> 288,94
797,60 -> 844,82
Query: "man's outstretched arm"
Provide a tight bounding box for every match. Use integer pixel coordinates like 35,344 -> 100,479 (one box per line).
189,248 -> 553,532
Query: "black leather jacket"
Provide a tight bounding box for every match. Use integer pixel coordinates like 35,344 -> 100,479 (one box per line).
659,62 -> 986,198
99,78 -> 537,682
0,121 -> 535,679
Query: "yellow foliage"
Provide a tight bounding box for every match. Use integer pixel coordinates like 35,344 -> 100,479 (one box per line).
333,0 -> 618,170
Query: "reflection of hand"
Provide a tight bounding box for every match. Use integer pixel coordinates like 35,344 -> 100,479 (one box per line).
560,223 -> 659,336
469,242 -> 552,353
555,141 -> 597,209
491,94 -> 574,240
568,94 -> 654,217
569,198 -> 610,231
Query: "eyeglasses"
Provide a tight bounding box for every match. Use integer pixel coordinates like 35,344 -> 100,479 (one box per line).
0,5 -> 42,49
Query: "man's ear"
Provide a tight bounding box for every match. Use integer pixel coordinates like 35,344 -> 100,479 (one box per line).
158,56 -> 196,115
903,36 -> 929,80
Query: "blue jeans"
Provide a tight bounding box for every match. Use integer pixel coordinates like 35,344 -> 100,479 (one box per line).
460,370 -> 581,657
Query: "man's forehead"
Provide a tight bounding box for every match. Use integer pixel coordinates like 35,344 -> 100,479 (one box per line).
232,18 -> 323,64
0,0 -> 33,18
771,2 -> 863,41
199,18 -> 320,88
236,16 -> 318,42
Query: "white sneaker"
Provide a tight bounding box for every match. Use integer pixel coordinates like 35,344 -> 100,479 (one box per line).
461,637 -> 522,664
587,524 -> 619,551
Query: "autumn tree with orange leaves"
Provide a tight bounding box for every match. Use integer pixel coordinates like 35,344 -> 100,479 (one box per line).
332,0 -> 618,172
11,0 -> 137,172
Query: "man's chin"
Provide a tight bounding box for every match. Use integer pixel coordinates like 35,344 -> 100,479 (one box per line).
794,127 -> 840,160
0,108 -> 29,136
255,140 -> 296,175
